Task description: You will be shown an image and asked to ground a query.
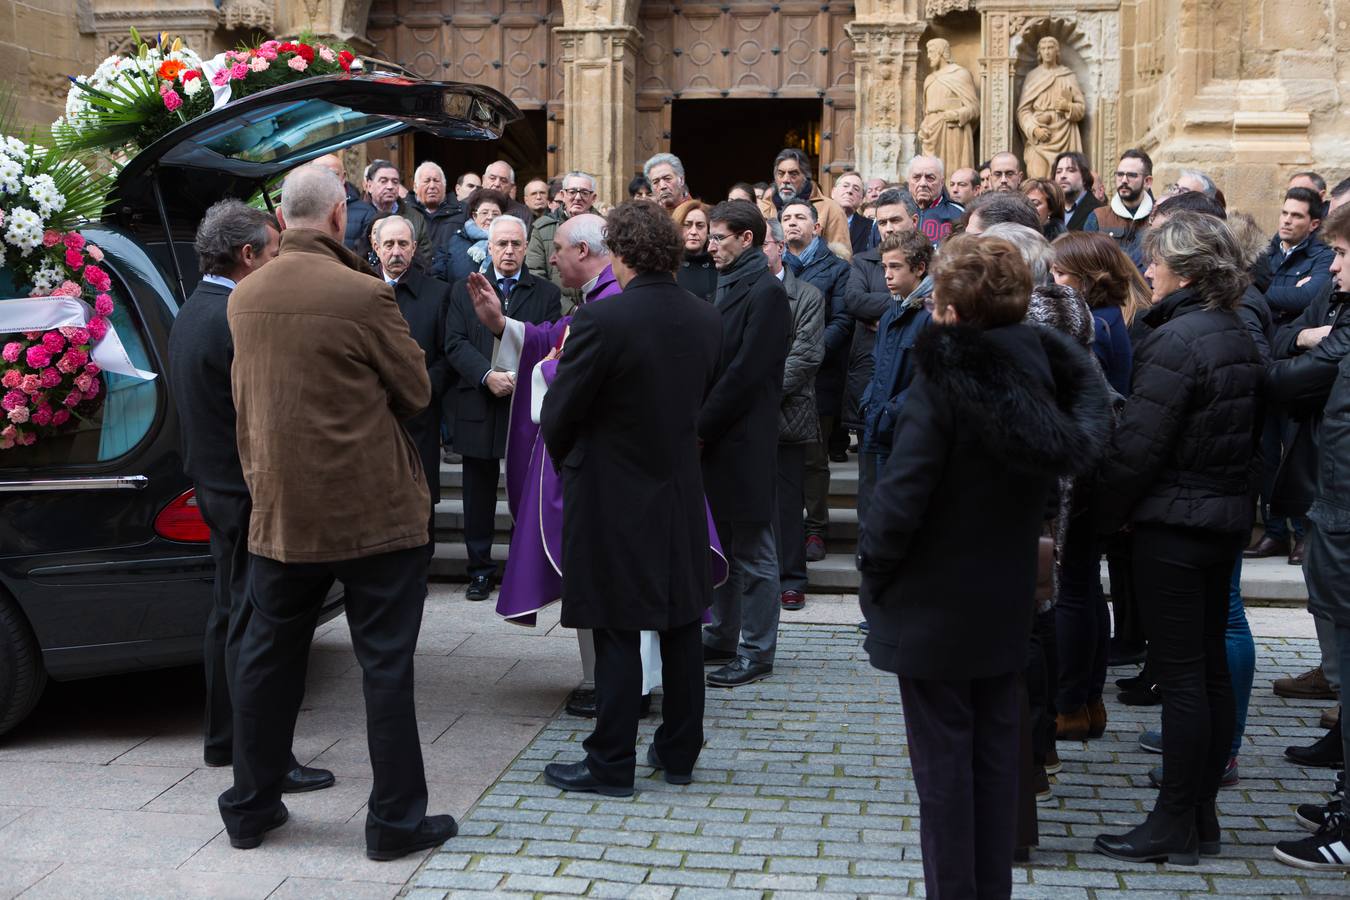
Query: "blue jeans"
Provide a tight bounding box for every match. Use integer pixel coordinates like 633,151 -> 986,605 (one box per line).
1227,556 -> 1255,759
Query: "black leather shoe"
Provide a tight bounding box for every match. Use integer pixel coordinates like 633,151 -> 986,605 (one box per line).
465,573 -> 493,602
1094,811 -> 1199,865
544,760 -> 634,797
1289,538 -> 1306,565
1286,722 -> 1345,769
229,803 -> 289,850
1243,534 -> 1290,559
366,814 -> 459,861
204,750 -> 231,768
1116,671 -> 1150,692
707,657 -> 772,688
703,644 -> 736,666
565,687 -> 597,717
282,764 -> 335,794
646,744 -> 692,785
1119,683 -> 1162,706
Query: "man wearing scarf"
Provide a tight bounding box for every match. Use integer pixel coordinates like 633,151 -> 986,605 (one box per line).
702,200 -> 793,688
757,148 -> 851,252
1085,148 -> 1155,272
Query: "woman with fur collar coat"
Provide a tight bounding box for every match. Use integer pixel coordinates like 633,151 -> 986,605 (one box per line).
858,235 -> 1111,898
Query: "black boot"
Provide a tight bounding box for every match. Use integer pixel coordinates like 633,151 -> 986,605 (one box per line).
1195,799 -> 1220,856
1094,808 -> 1199,865
1285,719 -> 1345,769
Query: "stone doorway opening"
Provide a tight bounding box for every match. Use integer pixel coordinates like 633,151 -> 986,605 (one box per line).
670,98 -> 822,202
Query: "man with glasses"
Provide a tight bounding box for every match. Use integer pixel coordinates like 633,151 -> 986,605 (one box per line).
987,152 -> 1024,193
832,171 -> 874,256
701,200 -> 792,688
757,148 -> 850,250
1084,148 -> 1154,270
907,154 -> 962,245
644,153 -> 693,213
526,171 -> 598,314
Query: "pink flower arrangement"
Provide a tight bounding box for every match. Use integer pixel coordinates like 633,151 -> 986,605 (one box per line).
54,281 -> 83,298
288,56 -> 308,72
63,233 -> 85,252
94,294 -> 113,316
8,405 -> 29,424
87,245 -> 104,262
19,374 -> 40,394
24,346 -> 51,368
1,342 -> 19,363
249,56 -> 270,73
51,409 -> 70,426
83,265 -> 111,292
39,368 -> 61,388
88,316 -> 109,340
43,230 -> 62,248
230,62 -> 249,80
161,87 -> 183,112
1,370 -> 19,388
31,405 -> 52,427
211,68 -> 231,87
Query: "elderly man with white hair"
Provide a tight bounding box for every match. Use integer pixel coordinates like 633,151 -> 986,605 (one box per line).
526,170 -> 599,314
907,154 -> 964,245
219,163 -> 456,860
408,160 -> 464,274
445,213 -> 562,603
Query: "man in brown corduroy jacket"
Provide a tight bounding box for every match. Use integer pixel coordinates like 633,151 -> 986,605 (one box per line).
218,163 -> 458,862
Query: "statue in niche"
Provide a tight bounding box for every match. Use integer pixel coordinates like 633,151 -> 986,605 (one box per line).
918,39 -> 979,173
1016,36 -> 1086,179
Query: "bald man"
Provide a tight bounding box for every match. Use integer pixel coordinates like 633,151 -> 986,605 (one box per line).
312,153 -> 359,203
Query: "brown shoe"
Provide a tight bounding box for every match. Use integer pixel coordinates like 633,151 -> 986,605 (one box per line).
1088,697 -> 1107,739
1273,665 -> 1337,700
780,590 -> 805,611
1243,535 -> 1290,559
1056,704 -> 1091,741
1289,538 -> 1306,565
1321,704 -> 1341,730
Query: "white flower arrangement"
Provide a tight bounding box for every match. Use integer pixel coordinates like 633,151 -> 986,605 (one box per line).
3,207 -> 43,255
57,43 -> 204,137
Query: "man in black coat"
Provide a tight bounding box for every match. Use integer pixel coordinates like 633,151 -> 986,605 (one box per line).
701,200 -> 792,688
372,216 -> 453,550
166,199 -> 333,792
538,201 -> 723,797
445,215 -> 562,601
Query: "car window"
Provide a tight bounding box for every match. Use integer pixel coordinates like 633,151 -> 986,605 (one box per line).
192,99 -> 404,166
1,278 -> 159,469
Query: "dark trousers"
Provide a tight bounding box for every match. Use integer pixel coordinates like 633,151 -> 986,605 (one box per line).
1133,524 -> 1239,817
803,414 -> 835,537
773,443 -> 808,592
899,673 -> 1019,900
1025,610 -> 1057,766
1260,412 -> 1306,543
857,449 -> 883,529
1107,532 -> 1145,649
197,487 -> 301,772
1055,509 -> 1109,711
585,620 -> 705,787
461,454 -> 501,578
219,545 -> 430,848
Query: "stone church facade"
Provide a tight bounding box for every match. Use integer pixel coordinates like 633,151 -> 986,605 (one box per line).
5,0 -> 1349,220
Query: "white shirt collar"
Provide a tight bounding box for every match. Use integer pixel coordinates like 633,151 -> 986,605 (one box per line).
493,267 -> 520,284
581,272 -> 601,295
200,274 -> 237,290
774,267 -> 785,281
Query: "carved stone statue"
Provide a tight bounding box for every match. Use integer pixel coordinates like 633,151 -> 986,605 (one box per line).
1016,36 -> 1086,179
918,39 -> 979,173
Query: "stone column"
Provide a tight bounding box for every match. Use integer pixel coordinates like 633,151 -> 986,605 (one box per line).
977,9 -> 1018,159
554,24 -> 640,208
847,18 -> 924,184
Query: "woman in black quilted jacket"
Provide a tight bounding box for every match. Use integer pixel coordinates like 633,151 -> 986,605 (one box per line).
1093,211 -> 1265,865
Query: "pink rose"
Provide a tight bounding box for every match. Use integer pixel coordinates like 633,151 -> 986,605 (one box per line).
62,233 -> 85,251
211,68 -> 231,87
83,265 -> 111,292
1,370 -> 19,388
3,389 -> 26,411
231,62 -> 250,80
39,368 -> 60,388
24,346 -> 51,368
31,404 -> 52,426
19,374 -> 40,394
87,245 -> 104,262
249,55 -> 270,72
8,405 -> 29,424
319,46 -> 336,64
62,390 -> 82,408
1,342 -> 20,363
87,317 -> 109,341
17,430 -> 35,446
288,56 -> 308,72
51,409 -> 70,426
42,332 -> 65,354
74,373 -> 93,392
42,230 -> 61,248
55,281 -> 82,298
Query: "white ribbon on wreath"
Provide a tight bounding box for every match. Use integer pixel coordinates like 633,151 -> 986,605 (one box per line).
0,295 -> 157,380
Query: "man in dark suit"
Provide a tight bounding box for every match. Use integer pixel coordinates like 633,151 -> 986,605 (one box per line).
445,214 -> 562,601
538,200 -> 723,796
700,200 -> 792,688
166,199 -> 334,791
372,216 -> 454,554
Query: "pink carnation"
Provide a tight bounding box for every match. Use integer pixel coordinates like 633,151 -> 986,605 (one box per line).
84,363 -> 100,376
23,331 -> 41,341
87,245 -> 104,262
68,327 -> 90,346
42,230 -> 61,248
65,247 -> 84,269
319,45 -> 336,64
17,430 -> 35,446
56,349 -> 87,374
42,332 -> 65,354
94,293 -> 114,316
1,342 -> 20,363
1,370 -> 19,388
19,374 -> 40,394
8,405 -> 29,424
39,367 -> 61,388
258,46 -> 278,61
54,281 -> 82,298
87,317 -> 109,341
288,56 -> 308,72
62,390 -> 82,408
51,408 -> 70,426
74,373 -> 93,392
24,346 -> 51,368
231,62 -> 250,80
62,233 -> 85,251
83,265 -> 111,292
2,389 -> 26,411
161,88 -> 182,112
260,39 -> 281,52
211,68 -> 231,87
31,404 -> 52,426
83,377 -> 99,397
1,424 -> 15,440
0,437 -> 13,450
249,55 -> 270,72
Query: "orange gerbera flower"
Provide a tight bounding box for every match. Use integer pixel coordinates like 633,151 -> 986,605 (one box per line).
158,60 -> 187,81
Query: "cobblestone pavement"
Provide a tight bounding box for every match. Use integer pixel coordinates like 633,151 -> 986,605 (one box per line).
408,622 -> 1348,899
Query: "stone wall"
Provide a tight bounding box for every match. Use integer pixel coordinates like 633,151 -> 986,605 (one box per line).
0,0 -> 95,128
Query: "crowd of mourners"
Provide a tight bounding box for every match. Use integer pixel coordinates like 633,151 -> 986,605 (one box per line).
178,139 -> 1350,892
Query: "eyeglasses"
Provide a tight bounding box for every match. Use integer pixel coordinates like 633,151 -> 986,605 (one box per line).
707,232 -> 735,244
562,188 -> 594,196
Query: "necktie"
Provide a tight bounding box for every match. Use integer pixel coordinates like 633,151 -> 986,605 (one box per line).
499,277 -> 516,299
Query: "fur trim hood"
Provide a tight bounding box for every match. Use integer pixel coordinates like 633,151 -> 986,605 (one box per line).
914,322 -> 1112,478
